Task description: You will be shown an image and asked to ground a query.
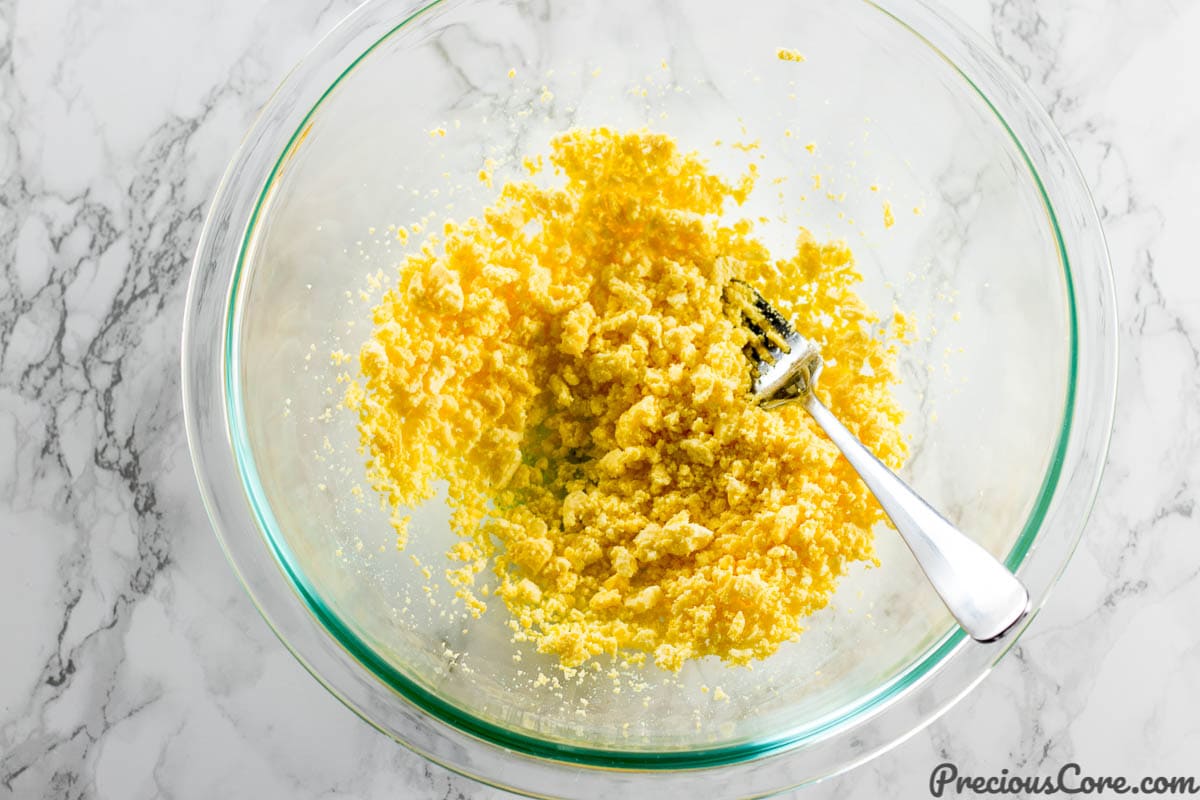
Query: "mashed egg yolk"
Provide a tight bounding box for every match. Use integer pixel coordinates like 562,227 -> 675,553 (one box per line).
348,127 -> 907,671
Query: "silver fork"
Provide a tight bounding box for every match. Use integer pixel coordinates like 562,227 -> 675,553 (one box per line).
727,279 -> 1030,643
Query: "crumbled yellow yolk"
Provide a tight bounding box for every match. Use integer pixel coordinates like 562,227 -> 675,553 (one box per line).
348,128 -> 907,671
776,48 -> 806,63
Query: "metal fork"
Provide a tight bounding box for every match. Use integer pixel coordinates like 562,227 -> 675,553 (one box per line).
726,279 -> 1030,643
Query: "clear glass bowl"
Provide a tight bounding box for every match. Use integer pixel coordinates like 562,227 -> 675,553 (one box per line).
182,0 -> 1117,795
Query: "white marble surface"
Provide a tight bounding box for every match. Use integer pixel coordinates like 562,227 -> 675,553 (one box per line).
1,0 -> 1197,797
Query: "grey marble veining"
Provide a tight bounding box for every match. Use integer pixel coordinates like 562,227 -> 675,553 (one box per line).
1,0 -> 1197,797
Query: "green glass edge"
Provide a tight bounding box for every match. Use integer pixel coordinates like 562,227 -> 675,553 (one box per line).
866,2 -> 1080,574
222,0 -> 1079,770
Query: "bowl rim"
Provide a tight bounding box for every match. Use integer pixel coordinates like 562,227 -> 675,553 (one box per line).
224,0 -> 1074,767
182,0 -> 1118,794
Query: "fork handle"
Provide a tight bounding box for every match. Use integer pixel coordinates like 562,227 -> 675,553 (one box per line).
803,394 -> 1030,643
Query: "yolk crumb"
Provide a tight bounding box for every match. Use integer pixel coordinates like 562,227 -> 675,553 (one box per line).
349,128 -> 907,671
776,48 -> 806,63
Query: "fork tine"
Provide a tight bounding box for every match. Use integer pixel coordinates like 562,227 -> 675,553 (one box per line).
739,315 -> 777,362
728,278 -> 796,354
751,291 -> 797,341
742,342 -> 768,379
724,278 -> 823,403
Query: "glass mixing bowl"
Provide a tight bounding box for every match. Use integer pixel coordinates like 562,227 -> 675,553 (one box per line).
182,0 -> 1117,795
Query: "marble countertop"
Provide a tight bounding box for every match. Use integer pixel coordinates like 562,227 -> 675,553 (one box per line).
2,0 -> 1197,797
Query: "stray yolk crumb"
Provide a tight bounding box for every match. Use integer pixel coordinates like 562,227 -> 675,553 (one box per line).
776,48 -> 806,63
349,128 -> 907,672
883,202 -> 896,229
